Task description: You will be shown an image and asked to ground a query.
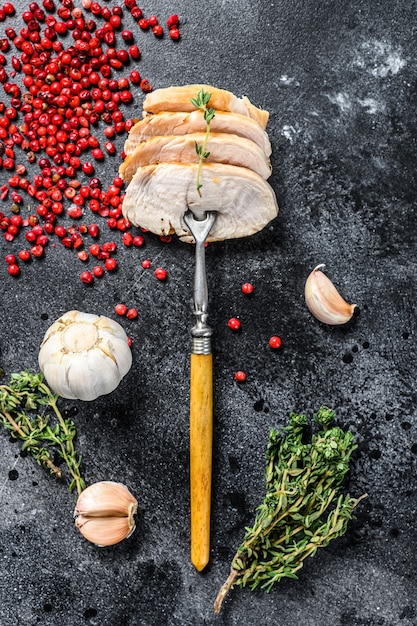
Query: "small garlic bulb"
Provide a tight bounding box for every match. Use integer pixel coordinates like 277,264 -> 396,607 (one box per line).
74,481 -> 138,547
305,264 -> 357,325
38,310 -> 132,401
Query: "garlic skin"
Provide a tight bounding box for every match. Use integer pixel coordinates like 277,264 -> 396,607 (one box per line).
38,310 -> 132,401
74,481 -> 138,547
305,264 -> 357,325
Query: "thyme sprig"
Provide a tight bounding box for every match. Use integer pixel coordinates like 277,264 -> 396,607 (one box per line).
214,407 -> 367,613
0,370 -> 86,496
190,89 -> 215,196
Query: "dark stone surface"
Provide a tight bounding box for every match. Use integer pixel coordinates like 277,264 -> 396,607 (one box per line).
1,1 -> 417,625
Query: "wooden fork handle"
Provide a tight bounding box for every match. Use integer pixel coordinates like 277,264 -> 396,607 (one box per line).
190,352 -> 213,572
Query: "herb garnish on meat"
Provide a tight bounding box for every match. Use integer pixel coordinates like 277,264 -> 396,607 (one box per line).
190,89 -> 215,196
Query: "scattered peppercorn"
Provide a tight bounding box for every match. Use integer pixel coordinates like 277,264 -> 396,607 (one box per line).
126,307 -> 138,320
152,25 -> 163,37
235,371 -> 247,382
133,235 -> 145,247
7,263 -> 20,276
169,28 -> 180,41
154,267 -> 167,281
104,257 -> 117,271
80,270 -> 93,284
241,282 -> 254,295
5,253 -> 17,265
18,249 -> 31,262
269,336 -> 282,349
30,245 -> 44,258
92,265 -> 104,278
228,317 -> 241,331
166,14 -> 179,29
115,303 -> 128,316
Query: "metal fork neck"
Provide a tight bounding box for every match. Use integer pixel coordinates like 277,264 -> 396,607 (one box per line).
184,211 -> 216,355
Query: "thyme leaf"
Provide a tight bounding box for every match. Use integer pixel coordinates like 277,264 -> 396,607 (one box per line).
190,89 -> 215,196
214,406 -> 367,613
0,370 -> 86,496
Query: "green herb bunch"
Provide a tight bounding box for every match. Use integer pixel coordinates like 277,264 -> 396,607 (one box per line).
190,89 -> 215,196
214,406 -> 366,613
0,370 -> 85,495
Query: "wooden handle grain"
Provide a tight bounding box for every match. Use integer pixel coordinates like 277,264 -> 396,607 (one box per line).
190,352 -> 213,571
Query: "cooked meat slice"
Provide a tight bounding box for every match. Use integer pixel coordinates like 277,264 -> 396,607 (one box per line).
122,162 -> 278,243
123,110 -> 272,157
142,84 -> 269,129
119,132 -> 272,182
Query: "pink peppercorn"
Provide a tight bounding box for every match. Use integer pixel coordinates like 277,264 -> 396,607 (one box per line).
269,336 -> 282,349
138,18 -> 149,29
92,265 -> 104,278
115,303 -> 127,316
88,224 -> 99,238
126,307 -> 138,320
228,317 -> 241,331
169,28 -> 180,41
102,241 -> 116,253
121,29 -> 133,42
129,44 -> 140,59
166,14 -> 179,28
18,250 -> 31,262
122,232 -> 133,246
235,371 -> 247,382
89,244 -> 100,257
80,270 -> 93,284
104,257 -> 117,271
30,244 -> 44,258
68,206 -> 83,219
241,282 -> 254,295
130,6 -> 142,20
154,267 -> 167,281
140,78 -> 152,92
7,263 -> 20,276
116,217 -> 129,231
104,140 -> 116,155
133,235 -> 144,247
152,25 -> 163,37
3,3 -> 16,16
130,70 -> 141,84
142,259 -> 151,269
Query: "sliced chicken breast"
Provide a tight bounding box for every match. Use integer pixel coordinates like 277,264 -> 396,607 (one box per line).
142,84 -> 269,129
124,110 -> 272,157
122,162 -> 278,243
119,132 -> 272,182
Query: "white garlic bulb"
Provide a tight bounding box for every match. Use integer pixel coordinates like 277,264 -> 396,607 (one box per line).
38,310 -> 132,401
74,481 -> 138,547
305,264 -> 357,325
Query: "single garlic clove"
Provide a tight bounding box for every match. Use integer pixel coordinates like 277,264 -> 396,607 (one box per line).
75,481 -> 137,518
74,481 -> 138,547
75,515 -> 135,547
305,264 -> 357,325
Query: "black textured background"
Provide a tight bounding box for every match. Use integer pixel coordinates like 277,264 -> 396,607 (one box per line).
1,1 -> 416,625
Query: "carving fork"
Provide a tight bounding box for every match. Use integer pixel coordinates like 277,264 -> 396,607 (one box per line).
183,210 -> 217,572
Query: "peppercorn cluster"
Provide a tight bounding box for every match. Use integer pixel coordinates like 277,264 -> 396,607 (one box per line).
0,0 -> 179,282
